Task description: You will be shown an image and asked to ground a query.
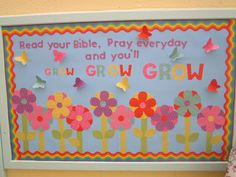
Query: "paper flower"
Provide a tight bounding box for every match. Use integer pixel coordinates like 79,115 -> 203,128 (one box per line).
174,90 -> 202,117
110,105 -> 134,130
151,105 -> 178,132
129,91 -> 156,118
197,106 -> 225,132
90,90 -> 117,117
66,105 -> 93,132
27,106 -> 52,130
46,92 -> 72,119
12,88 -> 36,114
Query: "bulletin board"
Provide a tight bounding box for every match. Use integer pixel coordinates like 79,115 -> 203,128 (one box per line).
0,9 -> 236,171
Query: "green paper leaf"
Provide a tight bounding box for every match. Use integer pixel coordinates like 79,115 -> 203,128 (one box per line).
189,132 -> 199,142
133,128 -> 143,138
93,130 -> 103,139
145,128 -> 156,138
176,134 -> 185,144
52,130 -> 61,140
26,132 -> 36,140
69,137 -> 80,147
63,129 -> 72,139
104,129 -> 115,139
211,135 -> 222,144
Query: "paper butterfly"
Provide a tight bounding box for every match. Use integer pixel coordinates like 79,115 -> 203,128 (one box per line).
53,50 -> 66,63
169,47 -> 184,62
73,77 -> 86,89
116,77 -> 130,92
14,51 -> 29,65
33,75 -> 46,89
208,79 -> 220,93
138,26 -> 152,41
203,38 -> 220,53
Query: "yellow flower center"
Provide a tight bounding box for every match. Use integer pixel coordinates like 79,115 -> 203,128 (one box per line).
208,115 -> 215,122
76,115 -> 83,121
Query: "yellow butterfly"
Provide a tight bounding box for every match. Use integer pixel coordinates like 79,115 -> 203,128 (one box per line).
14,51 -> 29,65
116,77 -> 130,92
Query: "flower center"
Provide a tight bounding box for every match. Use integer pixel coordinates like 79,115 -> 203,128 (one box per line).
118,115 -> 124,121
37,116 -> 43,122
57,102 -> 63,108
140,102 -> 146,109
76,115 -> 83,121
21,98 -> 27,105
161,115 -> 168,121
208,115 -> 215,122
184,100 -> 190,106
100,101 -> 107,107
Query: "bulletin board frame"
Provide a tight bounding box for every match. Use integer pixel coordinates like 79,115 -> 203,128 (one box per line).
0,8 -> 236,171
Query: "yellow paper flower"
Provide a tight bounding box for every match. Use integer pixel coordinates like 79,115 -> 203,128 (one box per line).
46,92 -> 72,119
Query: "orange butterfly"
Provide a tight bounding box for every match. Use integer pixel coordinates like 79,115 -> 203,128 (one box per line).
138,26 -> 152,41
208,79 -> 220,92
14,51 -> 29,65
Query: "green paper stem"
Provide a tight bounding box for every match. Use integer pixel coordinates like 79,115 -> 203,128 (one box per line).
140,119 -> 147,153
38,131 -> 45,152
120,130 -> 126,153
206,132 -> 213,153
77,131 -> 83,153
184,117 -> 191,153
162,131 -> 168,153
58,119 -> 66,152
22,114 -> 29,152
101,115 -> 108,152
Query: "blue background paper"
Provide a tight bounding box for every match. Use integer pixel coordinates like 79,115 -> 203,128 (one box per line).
5,21 -> 231,158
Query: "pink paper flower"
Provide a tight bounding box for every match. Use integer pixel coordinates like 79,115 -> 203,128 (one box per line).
66,105 -> 93,132
27,106 -> 52,130
197,105 -> 225,132
110,105 -> 134,130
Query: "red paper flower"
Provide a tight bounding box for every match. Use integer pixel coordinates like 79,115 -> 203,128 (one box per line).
129,91 -> 156,118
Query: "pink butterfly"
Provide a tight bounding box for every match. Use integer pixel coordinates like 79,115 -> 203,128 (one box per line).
73,77 -> 86,89
53,50 -> 66,63
203,38 -> 220,53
